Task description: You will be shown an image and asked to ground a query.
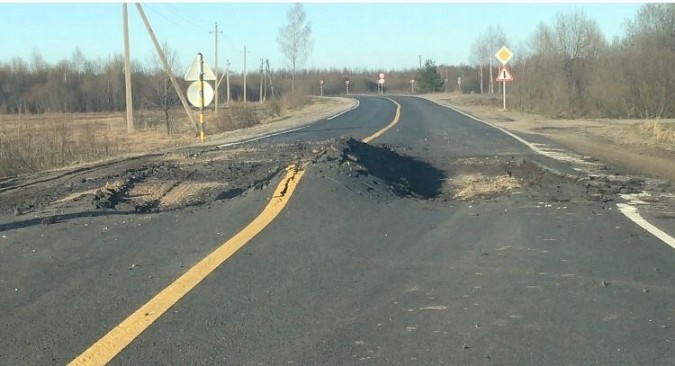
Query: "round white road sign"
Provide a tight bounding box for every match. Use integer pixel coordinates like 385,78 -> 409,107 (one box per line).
187,81 -> 214,108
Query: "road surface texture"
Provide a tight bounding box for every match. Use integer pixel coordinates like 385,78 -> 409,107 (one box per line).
0,96 -> 673,365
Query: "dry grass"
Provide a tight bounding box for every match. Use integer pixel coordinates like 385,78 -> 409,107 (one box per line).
446,173 -> 521,200
0,113 -> 122,177
0,111 -> 198,179
638,119 -> 675,145
0,92 -> 318,179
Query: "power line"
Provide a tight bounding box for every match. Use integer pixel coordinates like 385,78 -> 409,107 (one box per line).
144,5 -> 205,34
159,5 -> 208,32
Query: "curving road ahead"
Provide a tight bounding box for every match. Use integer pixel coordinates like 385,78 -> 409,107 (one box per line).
1,95 -> 673,365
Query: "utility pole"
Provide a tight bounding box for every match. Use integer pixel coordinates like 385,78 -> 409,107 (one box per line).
218,60 -> 230,105
259,58 -> 264,104
418,54 -> 422,69
210,22 -> 222,115
262,60 -> 267,102
135,4 -> 198,133
122,4 -> 134,134
226,59 -> 231,105
241,46 -> 249,104
265,59 -> 274,100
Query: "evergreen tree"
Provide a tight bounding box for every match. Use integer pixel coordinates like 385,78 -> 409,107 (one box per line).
415,59 -> 443,93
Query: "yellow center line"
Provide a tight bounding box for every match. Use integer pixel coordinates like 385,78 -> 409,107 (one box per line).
70,96 -> 402,365
69,164 -> 306,366
361,97 -> 401,143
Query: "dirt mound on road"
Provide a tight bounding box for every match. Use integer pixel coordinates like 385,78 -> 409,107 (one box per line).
311,138 -> 446,199
1,135 -> 653,232
0,137 -> 449,220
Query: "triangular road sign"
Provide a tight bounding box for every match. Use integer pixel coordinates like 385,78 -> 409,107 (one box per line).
496,66 -> 514,82
185,54 -> 217,81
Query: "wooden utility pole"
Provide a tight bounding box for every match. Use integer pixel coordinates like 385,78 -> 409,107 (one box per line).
226,60 -> 231,105
241,46 -> 249,104
259,58 -> 264,104
135,4 -> 198,133
210,22 -> 222,115
265,59 -> 274,100
122,4 -> 134,134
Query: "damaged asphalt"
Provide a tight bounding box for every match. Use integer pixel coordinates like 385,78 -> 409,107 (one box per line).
0,95 -> 673,365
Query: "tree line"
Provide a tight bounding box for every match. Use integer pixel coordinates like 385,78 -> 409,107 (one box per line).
2,4 -> 672,119
473,4 -> 675,118
0,51 -> 474,116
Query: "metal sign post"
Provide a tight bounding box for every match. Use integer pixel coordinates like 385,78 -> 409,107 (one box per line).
378,73 -> 385,95
198,53 -> 205,142
503,80 -> 506,111
185,53 -> 217,141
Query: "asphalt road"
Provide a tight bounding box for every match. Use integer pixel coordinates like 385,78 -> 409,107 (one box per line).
1,95 -> 673,365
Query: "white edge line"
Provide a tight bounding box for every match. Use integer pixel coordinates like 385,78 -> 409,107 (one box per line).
417,95 -> 675,250
217,126 -> 309,148
416,95 -> 546,155
327,99 -> 360,120
617,204 -> 675,249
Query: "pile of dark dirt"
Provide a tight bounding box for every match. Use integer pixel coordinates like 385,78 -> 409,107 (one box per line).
310,138 -> 446,199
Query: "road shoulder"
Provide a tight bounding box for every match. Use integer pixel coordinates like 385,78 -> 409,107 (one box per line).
419,93 -> 675,184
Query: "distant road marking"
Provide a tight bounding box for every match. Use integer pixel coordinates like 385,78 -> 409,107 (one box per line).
429,99 -> 548,155
362,98 -> 401,143
69,164 -> 307,366
217,126 -> 309,148
617,204 -> 675,249
422,96 -> 675,250
327,98 -> 360,120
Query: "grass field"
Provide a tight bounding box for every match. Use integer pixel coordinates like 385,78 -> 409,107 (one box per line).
0,93 -> 333,179
0,103 -> 281,179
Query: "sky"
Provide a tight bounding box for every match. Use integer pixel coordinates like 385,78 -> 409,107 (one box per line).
0,2 -> 645,74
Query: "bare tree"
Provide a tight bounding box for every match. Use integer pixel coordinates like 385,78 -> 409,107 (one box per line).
470,26 -> 507,94
148,42 -> 182,136
277,3 -> 313,93
626,3 -> 675,51
518,10 -> 605,116
620,3 -> 675,117
531,10 -> 604,60
470,34 -> 489,95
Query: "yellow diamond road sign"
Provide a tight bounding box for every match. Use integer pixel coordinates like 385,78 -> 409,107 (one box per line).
495,46 -> 513,65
